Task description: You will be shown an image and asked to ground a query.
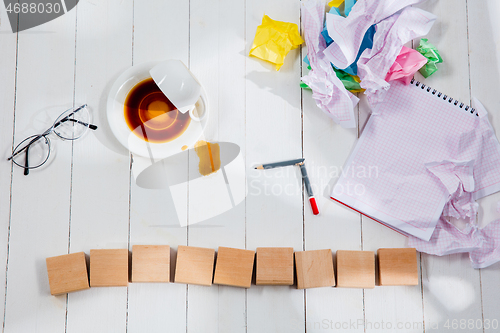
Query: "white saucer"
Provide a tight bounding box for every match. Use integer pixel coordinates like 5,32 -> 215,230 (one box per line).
106,61 -> 208,159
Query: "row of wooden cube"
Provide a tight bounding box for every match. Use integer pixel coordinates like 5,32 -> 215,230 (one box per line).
46,246 -> 418,295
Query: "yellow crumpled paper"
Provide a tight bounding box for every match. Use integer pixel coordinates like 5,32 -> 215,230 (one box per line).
328,0 -> 344,8
249,15 -> 304,70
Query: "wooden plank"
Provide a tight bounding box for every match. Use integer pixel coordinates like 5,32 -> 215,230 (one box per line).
0,5 -> 17,328
186,0 -> 247,331
358,28 -> 424,333
128,166 -> 190,319
245,2 -> 303,247
412,1 -> 483,331
467,0 -> 500,329
127,0 -> 190,332
244,0 -> 305,331
468,1 -> 500,228
3,10 -> 77,333
65,0 -> 132,332
128,185 -> 188,333
362,222 -> 424,333
301,9 -> 365,333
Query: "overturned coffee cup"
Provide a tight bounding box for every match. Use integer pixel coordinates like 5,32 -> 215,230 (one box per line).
107,60 -> 209,159
150,60 -> 206,121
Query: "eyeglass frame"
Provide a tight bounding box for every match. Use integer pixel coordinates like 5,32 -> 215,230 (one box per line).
7,104 -> 98,175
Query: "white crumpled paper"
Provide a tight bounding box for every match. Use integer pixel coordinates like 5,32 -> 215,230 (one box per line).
302,0 -> 436,127
407,100 -> 500,268
357,7 -> 436,105
323,0 -> 427,69
301,0 -> 359,128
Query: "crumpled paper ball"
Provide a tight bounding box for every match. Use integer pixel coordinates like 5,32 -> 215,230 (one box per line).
249,15 -> 304,70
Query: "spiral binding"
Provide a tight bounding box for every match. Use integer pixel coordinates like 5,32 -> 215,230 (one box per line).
410,78 -> 477,116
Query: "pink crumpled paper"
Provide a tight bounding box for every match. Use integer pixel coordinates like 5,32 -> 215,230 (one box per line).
385,46 -> 428,85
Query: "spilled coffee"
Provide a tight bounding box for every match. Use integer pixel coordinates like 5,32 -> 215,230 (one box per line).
124,78 -> 191,143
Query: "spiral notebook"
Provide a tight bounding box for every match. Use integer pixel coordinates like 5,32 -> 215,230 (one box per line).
331,79 -> 500,241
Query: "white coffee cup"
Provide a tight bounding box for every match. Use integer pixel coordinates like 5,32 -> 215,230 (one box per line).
150,60 -> 205,121
107,60 -> 209,159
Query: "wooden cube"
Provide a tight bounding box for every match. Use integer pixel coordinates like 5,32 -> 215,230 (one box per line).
174,245 -> 215,286
90,249 -> 129,287
295,249 -> 335,289
213,246 -> 255,288
46,252 -> 89,295
377,248 -> 418,286
256,247 -> 294,285
132,245 -> 170,283
336,250 -> 375,289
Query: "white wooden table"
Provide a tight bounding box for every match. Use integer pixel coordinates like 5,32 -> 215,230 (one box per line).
1,0 -> 500,332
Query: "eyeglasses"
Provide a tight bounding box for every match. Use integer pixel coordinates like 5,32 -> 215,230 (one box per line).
7,104 -> 97,175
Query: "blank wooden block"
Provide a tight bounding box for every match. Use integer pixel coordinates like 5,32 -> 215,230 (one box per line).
295,249 -> 335,289
46,252 -> 89,295
90,249 -> 129,287
256,247 -> 294,285
377,248 -> 418,286
132,245 -> 170,283
174,245 -> 215,286
213,246 -> 255,288
336,250 -> 375,289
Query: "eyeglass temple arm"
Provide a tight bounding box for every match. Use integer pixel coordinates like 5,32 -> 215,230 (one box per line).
62,118 -> 98,130
24,144 -> 30,176
52,104 -> 87,129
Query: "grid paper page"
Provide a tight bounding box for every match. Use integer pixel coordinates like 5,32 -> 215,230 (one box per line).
331,81 -> 500,241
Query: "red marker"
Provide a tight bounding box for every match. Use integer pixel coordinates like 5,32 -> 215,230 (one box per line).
298,162 -> 319,215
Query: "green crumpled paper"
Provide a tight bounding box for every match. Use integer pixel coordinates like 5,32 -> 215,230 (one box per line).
301,67 -> 364,93
416,38 -> 443,78
300,82 -> 312,90
334,68 -> 364,92
249,15 -> 304,71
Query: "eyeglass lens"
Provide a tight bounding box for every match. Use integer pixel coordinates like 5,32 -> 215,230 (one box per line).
11,135 -> 51,171
53,105 -> 91,140
9,104 -> 96,175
